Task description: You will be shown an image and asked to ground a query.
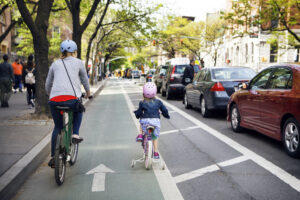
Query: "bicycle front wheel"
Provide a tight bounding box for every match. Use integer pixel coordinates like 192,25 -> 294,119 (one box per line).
54,134 -> 66,185
69,142 -> 78,165
144,140 -> 153,170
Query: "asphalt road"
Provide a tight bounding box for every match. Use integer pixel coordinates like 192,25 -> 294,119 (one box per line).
13,78 -> 300,200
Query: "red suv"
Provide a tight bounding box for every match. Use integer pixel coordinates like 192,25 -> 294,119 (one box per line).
227,64 -> 300,158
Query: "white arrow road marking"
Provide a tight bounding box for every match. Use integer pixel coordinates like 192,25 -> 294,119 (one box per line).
86,164 -> 115,192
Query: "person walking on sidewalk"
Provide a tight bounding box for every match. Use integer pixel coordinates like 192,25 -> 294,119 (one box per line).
12,58 -> 23,93
45,40 -> 91,168
23,55 -> 36,108
0,54 -> 14,107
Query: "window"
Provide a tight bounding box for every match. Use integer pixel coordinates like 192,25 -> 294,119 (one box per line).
174,65 -> 187,74
212,68 -> 256,80
268,68 -> 292,89
249,68 -> 273,90
270,42 -> 278,63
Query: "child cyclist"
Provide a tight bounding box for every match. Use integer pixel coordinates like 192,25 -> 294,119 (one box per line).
134,82 -> 170,159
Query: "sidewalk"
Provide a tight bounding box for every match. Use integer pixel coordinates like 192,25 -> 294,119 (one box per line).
0,80 -> 106,200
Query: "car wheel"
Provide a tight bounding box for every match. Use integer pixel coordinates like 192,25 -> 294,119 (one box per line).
283,117 -> 300,158
230,104 -> 243,132
184,93 -> 192,109
166,87 -> 171,100
200,97 -> 210,117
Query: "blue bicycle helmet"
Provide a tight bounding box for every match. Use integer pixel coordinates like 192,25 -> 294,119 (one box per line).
60,40 -> 77,53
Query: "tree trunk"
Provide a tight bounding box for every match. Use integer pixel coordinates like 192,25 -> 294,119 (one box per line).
34,36 -> 50,115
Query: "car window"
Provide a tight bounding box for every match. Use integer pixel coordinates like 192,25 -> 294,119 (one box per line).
250,68 -> 273,90
268,68 -> 292,89
160,68 -> 167,75
212,68 -> 256,80
175,65 -> 188,74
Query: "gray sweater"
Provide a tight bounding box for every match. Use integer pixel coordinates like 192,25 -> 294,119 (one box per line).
0,61 -> 14,82
45,56 -> 90,99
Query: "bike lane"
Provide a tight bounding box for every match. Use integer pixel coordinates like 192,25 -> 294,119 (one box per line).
13,79 -> 165,200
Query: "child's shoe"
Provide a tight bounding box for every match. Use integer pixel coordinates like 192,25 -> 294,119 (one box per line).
136,134 -> 143,142
154,152 -> 160,159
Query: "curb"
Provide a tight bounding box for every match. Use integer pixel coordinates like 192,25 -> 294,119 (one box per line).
0,80 -> 106,200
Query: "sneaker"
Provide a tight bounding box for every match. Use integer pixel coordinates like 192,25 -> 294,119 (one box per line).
154,152 -> 160,159
136,134 -> 143,142
72,135 -> 83,143
48,158 -> 55,168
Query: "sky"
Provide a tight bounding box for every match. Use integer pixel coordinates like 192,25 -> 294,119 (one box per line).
152,0 -> 227,21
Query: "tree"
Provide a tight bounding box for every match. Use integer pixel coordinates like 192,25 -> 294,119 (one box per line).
0,0 -> 22,43
204,19 -> 225,66
65,0 -> 102,59
15,0 -> 62,115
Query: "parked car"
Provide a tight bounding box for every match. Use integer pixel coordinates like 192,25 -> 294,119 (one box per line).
227,64 -> 300,158
184,66 -> 256,117
161,57 -> 190,99
153,65 -> 168,93
132,70 -> 140,78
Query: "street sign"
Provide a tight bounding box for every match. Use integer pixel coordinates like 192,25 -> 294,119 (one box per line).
86,164 -> 115,192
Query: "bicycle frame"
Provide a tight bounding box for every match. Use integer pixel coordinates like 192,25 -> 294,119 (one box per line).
61,110 -> 73,154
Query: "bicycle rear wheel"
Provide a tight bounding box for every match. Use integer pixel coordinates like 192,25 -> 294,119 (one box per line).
54,134 -> 66,185
144,140 -> 153,170
69,142 -> 78,165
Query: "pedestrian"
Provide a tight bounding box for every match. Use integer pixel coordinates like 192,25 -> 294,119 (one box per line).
11,58 -> 23,93
23,55 -> 36,108
45,40 -> 91,168
134,82 -> 170,159
182,59 -> 195,86
0,54 -> 14,107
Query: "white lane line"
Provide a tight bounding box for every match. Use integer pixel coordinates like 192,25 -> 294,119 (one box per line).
174,156 -> 249,184
161,130 -> 179,135
160,126 -> 202,135
122,86 -> 184,200
157,97 -> 300,192
169,110 -> 177,113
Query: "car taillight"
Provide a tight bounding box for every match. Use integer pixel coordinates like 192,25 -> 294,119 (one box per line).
210,82 -> 225,91
170,66 -> 176,81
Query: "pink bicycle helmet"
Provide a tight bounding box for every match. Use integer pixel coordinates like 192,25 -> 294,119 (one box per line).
143,82 -> 157,98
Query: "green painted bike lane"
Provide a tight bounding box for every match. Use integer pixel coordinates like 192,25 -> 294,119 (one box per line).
13,81 -> 164,200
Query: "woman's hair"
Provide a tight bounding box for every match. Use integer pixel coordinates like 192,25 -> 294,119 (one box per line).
27,60 -> 34,68
61,51 -> 76,59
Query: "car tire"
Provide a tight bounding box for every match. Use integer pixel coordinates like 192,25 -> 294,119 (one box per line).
184,93 -> 192,109
166,87 -> 171,100
283,117 -> 300,158
200,97 -> 210,118
230,104 -> 243,133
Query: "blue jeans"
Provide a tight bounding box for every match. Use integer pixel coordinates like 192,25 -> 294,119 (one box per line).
14,75 -> 22,90
49,100 -> 83,157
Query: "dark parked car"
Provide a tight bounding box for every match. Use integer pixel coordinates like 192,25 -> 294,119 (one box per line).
227,64 -> 300,158
161,58 -> 190,99
184,66 -> 256,117
153,65 -> 168,92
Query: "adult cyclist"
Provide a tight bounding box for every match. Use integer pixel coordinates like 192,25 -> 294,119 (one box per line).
45,40 -> 91,168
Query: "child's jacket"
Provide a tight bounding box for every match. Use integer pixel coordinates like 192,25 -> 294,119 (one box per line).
134,99 -> 170,119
